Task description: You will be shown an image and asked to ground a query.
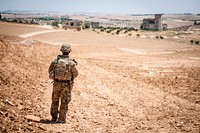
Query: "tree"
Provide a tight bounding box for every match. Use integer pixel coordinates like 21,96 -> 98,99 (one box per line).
77,27 -> 81,31
84,22 -> 90,29
51,22 -> 59,27
194,21 -> 198,25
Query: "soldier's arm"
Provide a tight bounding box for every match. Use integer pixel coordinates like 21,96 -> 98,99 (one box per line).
48,62 -> 54,74
71,65 -> 78,79
69,60 -> 79,79
48,58 -> 57,73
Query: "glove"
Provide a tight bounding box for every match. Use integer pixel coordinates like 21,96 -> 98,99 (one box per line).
72,59 -> 78,65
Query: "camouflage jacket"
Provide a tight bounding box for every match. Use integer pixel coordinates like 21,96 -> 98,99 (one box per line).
48,55 -> 78,81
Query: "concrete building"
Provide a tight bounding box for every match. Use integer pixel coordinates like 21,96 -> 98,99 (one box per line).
62,20 -> 83,30
155,14 -> 162,30
91,22 -> 100,28
142,14 -> 167,30
99,21 -> 142,29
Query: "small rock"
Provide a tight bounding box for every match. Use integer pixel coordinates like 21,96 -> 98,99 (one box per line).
11,109 -> 16,114
29,121 -> 32,126
27,127 -> 34,132
38,125 -> 46,131
183,127 -> 191,132
176,123 -> 183,127
12,125 -> 19,131
40,83 -> 45,87
173,36 -> 179,39
37,88 -> 44,92
26,100 -> 32,105
5,99 -> 15,106
0,125 -> 6,131
25,115 -> 40,122
0,110 -> 6,115
18,104 -> 24,110
195,100 -> 200,104
36,105 -> 41,108
140,35 -> 147,38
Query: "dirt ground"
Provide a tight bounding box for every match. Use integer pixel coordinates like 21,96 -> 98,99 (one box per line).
0,22 -> 200,133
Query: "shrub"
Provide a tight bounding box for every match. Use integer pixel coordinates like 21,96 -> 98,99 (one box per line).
160,36 -> 164,39
190,40 -> 194,44
84,23 -> 90,29
76,27 -> 81,31
124,30 -> 128,34
100,29 -> 104,32
128,33 -> 132,36
107,30 -> 111,33
136,34 -> 140,37
51,22 -> 59,27
195,41 -> 199,45
116,29 -> 121,33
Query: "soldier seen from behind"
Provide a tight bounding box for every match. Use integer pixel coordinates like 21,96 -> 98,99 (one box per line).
48,43 -> 78,123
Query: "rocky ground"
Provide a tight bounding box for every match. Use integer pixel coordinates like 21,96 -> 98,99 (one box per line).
0,25 -> 200,132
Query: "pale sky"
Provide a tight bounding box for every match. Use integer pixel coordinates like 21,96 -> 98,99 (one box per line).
0,0 -> 200,14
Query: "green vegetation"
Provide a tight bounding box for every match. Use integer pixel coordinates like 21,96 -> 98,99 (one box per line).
106,30 -> 112,33
190,40 -> 194,44
195,41 -> 199,45
76,27 -> 81,31
84,22 -> 90,29
160,36 -> 164,39
116,29 -> 121,34
94,26 -> 139,35
190,40 -> 200,45
100,28 -> 105,32
51,22 -> 59,27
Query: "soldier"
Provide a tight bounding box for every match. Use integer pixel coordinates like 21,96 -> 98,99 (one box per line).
48,43 -> 78,123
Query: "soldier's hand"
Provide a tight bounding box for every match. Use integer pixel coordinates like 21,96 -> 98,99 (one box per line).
72,59 -> 78,65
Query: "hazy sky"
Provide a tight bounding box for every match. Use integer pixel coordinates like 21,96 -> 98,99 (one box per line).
0,0 -> 200,14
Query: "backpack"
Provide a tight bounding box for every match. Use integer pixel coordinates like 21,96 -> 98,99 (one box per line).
53,56 -> 71,81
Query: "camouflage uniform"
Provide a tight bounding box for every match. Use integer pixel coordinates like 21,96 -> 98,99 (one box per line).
48,43 -> 78,123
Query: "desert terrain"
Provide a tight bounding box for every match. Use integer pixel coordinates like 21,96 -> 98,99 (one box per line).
0,21 -> 200,133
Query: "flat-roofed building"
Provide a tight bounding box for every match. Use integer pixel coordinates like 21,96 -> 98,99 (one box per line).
142,14 -> 167,30
62,20 -> 83,30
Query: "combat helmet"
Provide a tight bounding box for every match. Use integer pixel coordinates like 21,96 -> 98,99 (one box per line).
60,43 -> 72,53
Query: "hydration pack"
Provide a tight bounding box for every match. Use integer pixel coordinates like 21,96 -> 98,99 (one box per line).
53,56 -> 71,81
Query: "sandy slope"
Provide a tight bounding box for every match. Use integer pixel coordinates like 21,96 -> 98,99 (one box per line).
0,23 -> 200,132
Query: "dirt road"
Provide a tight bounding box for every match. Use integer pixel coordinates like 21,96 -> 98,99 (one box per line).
19,30 -> 62,38
0,23 -> 200,132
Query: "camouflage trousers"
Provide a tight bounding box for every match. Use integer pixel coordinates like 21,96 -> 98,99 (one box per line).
50,80 -> 72,122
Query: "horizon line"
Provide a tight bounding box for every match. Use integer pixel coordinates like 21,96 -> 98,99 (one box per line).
0,10 -> 200,15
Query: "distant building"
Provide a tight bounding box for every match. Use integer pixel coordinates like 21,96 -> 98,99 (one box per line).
142,14 -> 167,30
193,20 -> 200,25
99,21 -> 142,29
91,22 -> 100,28
62,20 -> 83,30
